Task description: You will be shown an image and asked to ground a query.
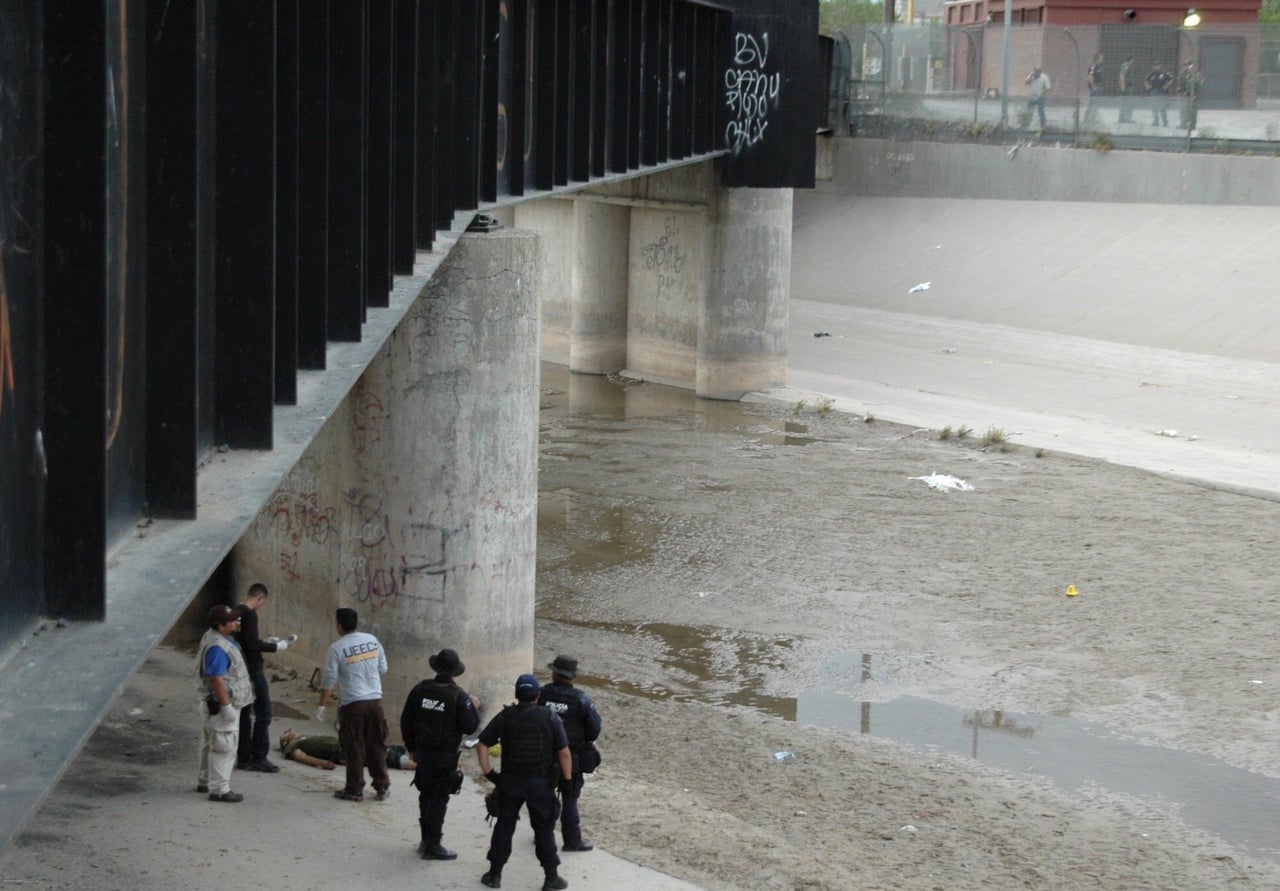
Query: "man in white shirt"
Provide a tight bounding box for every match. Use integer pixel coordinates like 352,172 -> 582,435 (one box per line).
1024,65 -> 1051,130
315,607 -> 390,802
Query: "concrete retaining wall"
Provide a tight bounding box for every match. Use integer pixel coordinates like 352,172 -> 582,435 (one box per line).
232,230 -> 542,713
829,137 -> 1280,205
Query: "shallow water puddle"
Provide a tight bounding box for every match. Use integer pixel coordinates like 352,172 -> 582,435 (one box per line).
798,684 -> 1280,863
579,629 -> 1280,862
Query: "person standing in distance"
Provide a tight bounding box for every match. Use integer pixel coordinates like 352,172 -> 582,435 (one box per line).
197,605 -> 253,802
476,674 -> 574,891
1024,65 -> 1051,131
1146,61 -> 1173,126
1084,53 -> 1104,125
400,647 -> 481,861
1117,55 -> 1135,123
315,607 -> 390,802
538,655 -> 602,852
235,582 -> 292,772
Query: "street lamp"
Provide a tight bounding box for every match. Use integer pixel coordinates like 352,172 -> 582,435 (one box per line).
1183,8 -> 1201,27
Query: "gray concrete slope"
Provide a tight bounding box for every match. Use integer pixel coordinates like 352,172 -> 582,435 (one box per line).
779,192 -> 1280,498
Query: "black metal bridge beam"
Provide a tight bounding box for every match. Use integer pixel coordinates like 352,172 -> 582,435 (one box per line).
8,0 -> 817,637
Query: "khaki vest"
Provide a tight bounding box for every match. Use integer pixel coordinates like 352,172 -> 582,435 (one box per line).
197,629 -> 254,707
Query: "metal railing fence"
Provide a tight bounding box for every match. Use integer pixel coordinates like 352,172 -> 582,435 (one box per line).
825,22 -> 1280,145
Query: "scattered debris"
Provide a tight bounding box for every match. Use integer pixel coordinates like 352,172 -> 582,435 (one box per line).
941,347 -> 957,354
907,282 -> 931,294
910,473 -> 974,493
813,331 -> 831,337
774,751 -> 797,762
1156,430 -> 1178,438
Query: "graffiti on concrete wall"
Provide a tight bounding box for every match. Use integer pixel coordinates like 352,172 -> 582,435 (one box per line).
353,386 -> 388,455
724,31 -> 780,155
642,216 -> 688,300
246,401 -> 536,614
338,486 -> 397,611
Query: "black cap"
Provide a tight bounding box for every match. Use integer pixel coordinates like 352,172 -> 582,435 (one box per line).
208,604 -> 240,629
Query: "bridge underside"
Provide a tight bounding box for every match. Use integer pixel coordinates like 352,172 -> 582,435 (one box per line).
0,0 -> 820,853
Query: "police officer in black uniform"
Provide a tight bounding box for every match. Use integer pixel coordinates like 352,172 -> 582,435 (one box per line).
399,648 -> 480,861
538,655 -> 602,852
476,674 -> 574,891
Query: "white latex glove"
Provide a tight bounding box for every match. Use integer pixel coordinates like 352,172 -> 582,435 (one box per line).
275,640 -> 289,651
285,633 -> 298,643
313,706 -> 327,723
214,707 -> 239,731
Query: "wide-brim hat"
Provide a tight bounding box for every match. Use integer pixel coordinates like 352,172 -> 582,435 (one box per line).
429,648 -> 466,677
547,655 -> 578,679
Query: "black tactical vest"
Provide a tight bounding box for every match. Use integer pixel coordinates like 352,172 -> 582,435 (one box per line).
412,679 -> 461,751
539,683 -> 587,749
500,704 -> 555,775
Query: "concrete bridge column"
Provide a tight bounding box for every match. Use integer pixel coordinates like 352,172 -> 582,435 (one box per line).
233,229 -> 542,714
698,186 -> 792,400
570,198 -> 630,375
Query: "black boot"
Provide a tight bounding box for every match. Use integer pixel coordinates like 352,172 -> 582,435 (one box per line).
480,869 -> 502,888
542,872 -> 568,891
417,820 -> 430,857
422,835 -> 457,860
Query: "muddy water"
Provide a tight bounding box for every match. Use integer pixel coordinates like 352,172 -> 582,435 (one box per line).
535,363 -> 1280,862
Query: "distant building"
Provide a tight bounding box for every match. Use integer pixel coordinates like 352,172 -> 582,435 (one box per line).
943,0 -> 1264,106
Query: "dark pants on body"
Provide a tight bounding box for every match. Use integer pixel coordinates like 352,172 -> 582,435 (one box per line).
238,670 -> 272,763
486,772 -> 561,874
338,699 -> 390,795
1151,96 -> 1168,126
415,750 -> 460,838
557,751 -> 585,846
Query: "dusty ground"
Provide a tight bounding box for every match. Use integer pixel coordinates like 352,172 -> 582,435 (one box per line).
534,366 -> 1280,889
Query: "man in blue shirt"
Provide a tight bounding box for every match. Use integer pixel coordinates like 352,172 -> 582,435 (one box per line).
197,604 -> 253,802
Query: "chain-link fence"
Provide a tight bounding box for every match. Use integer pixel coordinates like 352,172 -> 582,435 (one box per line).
824,22 -> 1280,143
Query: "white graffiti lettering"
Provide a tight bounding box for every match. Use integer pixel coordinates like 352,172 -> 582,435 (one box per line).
724,31 -> 779,156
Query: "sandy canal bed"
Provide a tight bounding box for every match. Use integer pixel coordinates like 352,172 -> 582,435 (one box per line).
534,363 -> 1280,889
2,363 -> 1277,891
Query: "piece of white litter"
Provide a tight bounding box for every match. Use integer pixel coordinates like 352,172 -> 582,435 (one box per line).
908,282 -> 931,293
1156,429 -> 1178,438
900,825 -> 918,833
1251,679 -> 1263,685
911,473 -> 974,493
